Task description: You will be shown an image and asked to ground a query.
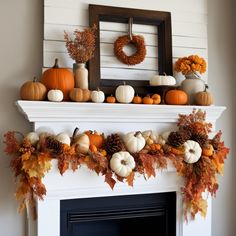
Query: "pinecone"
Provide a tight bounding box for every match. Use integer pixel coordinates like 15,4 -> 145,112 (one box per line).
191,133 -> 208,147
167,131 -> 188,147
104,134 -> 125,155
45,136 -> 64,154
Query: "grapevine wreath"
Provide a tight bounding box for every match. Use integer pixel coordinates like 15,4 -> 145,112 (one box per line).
114,34 -> 147,65
3,110 -> 229,220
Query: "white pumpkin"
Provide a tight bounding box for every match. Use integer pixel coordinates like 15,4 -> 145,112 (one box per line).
25,132 -> 39,145
183,140 -> 202,164
123,132 -> 145,153
110,151 -> 135,177
55,132 -> 71,146
74,134 -> 90,154
91,89 -> 105,103
47,89 -> 63,102
115,83 -> 135,103
150,74 -> 176,86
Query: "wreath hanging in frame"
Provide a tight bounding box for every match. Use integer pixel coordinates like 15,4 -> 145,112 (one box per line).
114,18 -> 147,66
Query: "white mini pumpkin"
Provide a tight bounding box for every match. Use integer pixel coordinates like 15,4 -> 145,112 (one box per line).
74,134 -> 90,154
55,132 -> 71,146
123,132 -> 145,153
183,140 -> 202,164
149,74 -> 176,86
47,89 -> 63,102
110,151 -> 135,177
91,89 -> 105,103
115,83 -> 135,103
25,132 -> 39,145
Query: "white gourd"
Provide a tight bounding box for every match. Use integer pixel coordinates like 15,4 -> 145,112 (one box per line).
150,74 -> 176,86
47,89 -> 63,102
74,134 -> 90,154
183,140 -> 202,164
115,84 -> 135,103
123,132 -> 145,153
110,151 -> 135,177
25,132 -> 39,145
55,132 -> 71,146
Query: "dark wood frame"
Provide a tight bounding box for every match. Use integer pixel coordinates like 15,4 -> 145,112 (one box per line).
89,4 -> 172,95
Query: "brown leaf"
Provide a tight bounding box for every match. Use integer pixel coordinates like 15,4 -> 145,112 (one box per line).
3,131 -> 21,154
139,153 -> 155,178
92,152 -> 108,170
105,171 -> 116,189
126,172 -> 135,187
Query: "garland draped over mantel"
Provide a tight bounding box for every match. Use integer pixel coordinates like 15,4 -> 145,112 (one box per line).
3,110 -> 229,221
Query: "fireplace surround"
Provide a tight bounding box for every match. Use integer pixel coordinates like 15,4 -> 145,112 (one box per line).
16,101 -> 225,236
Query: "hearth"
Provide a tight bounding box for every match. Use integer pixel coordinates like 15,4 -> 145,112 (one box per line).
60,192 -> 176,236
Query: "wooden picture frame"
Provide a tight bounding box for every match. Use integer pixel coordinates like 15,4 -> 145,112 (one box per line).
89,4 -> 172,95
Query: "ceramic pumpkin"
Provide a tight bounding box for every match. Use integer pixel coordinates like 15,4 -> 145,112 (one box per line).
20,77 -> 47,101
47,89 -> 64,102
55,132 -> 71,146
85,130 -> 104,148
115,83 -> 135,103
150,74 -> 176,86
194,85 -> 213,106
123,132 -> 146,153
41,58 -> 74,101
91,89 -> 105,103
110,151 -> 135,177
25,132 -> 39,145
69,88 -> 91,102
183,140 -> 202,164
165,89 -> 188,105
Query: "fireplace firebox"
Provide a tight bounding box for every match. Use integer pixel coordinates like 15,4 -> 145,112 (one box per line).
60,192 -> 176,236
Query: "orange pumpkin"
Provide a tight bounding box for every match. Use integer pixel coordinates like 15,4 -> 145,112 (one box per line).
41,58 -> 74,101
151,94 -> 161,104
85,130 -> 104,148
143,96 -> 154,104
106,95 -> 116,103
69,88 -> 91,102
132,95 -> 142,104
89,144 -> 98,153
20,77 -> 47,101
165,89 -> 188,105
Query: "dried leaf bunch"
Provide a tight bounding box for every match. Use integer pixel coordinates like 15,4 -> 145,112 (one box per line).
175,55 -> 207,75
64,25 -> 97,63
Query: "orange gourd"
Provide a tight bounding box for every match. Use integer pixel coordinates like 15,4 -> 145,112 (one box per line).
143,96 -> 154,104
151,94 -> 161,104
132,95 -> 142,104
69,88 -> 91,102
41,58 -> 74,101
20,77 -> 47,101
85,130 -> 104,148
150,143 -> 161,151
165,89 -> 188,105
106,95 -> 116,103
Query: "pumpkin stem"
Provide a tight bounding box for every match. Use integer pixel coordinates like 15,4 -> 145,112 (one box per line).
72,127 -> 79,139
205,84 -> 209,91
53,58 -> 59,68
163,72 -> 167,76
33,76 -> 37,82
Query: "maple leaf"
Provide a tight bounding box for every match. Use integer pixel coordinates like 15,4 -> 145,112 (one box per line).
79,155 -> 97,171
3,131 -> 21,154
92,152 -> 108,171
10,156 -> 23,178
126,172 -> 135,187
139,153 -> 156,178
105,171 -> 116,189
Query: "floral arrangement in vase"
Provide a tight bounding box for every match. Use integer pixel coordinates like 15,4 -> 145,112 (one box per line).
64,25 -> 97,89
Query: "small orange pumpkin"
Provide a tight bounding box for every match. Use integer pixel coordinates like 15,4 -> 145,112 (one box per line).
151,94 -> 161,104
106,95 -> 116,103
41,58 -> 74,101
132,95 -> 142,104
69,88 -> 91,102
20,77 -> 47,101
143,96 -> 154,104
202,144 -> 214,156
85,130 -> 104,148
89,144 -> 98,153
165,89 -> 188,105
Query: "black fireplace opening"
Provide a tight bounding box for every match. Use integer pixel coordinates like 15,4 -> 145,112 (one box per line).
60,192 -> 176,236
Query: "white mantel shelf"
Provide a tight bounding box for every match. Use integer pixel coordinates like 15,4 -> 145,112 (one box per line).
16,100 -> 226,124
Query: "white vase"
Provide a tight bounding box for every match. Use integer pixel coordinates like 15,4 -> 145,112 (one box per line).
73,63 -> 88,89
181,73 -> 205,105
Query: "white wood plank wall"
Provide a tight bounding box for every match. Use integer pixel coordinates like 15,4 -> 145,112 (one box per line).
44,0 -> 208,83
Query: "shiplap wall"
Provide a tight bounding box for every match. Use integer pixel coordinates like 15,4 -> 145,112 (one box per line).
44,0 -> 208,83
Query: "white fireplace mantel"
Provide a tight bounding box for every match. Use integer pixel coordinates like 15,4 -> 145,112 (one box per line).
16,101 -> 226,236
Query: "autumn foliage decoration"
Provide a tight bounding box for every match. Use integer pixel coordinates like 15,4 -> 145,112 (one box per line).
3,110 -> 229,220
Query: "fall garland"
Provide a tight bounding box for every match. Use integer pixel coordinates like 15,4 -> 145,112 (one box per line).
114,35 -> 146,65
3,110 -> 229,220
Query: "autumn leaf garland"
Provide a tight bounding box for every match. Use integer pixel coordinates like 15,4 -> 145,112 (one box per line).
3,110 -> 229,221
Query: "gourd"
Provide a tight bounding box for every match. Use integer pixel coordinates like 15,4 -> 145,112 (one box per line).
150,74 -> 176,86
159,131 -> 172,145
91,89 -> 105,103
41,58 -> 74,101
106,95 -> 116,103
142,130 -> 159,145
47,89 -> 63,102
142,96 -> 153,104
69,88 -> 91,102
73,134 -> 90,154
194,85 -> 214,106
85,130 -> 104,148
183,140 -> 202,164
132,95 -> 142,104
25,132 -> 39,145
55,132 -> 71,146
165,89 -> 188,105
20,77 -> 47,101
115,83 -> 135,103
123,132 -> 146,153
110,151 -> 136,177
151,94 -> 161,104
